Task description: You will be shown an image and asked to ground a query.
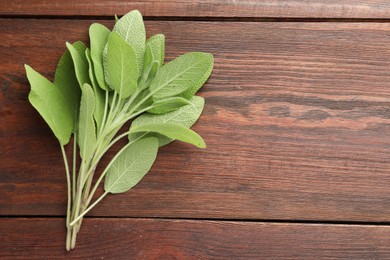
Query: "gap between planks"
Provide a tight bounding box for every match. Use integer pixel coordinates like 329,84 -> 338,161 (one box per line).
2,215 -> 390,227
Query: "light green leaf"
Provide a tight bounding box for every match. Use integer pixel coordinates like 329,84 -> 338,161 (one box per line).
86,48 -> 105,133
78,84 -> 96,160
129,96 -> 205,146
89,23 -> 110,90
139,61 -> 159,91
66,41 -> 91,88
130,123 -> 205,148
142,45 -> 153,76
150,52 -> 213,100
106,32 -> 138,99
148,97 -> 191,114
102,44 -> 111,89
104,137 -> 158,194
25,65 -> 73,145
85,48 -> 98,89
114,10 -> 145,76
53,49 -> 81,128
144,34 -> 165,71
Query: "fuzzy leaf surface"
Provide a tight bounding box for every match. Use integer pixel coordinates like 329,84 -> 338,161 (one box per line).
106,32 -> 138,99
113,10 -> 145,76
104,137 -> 158,194
148,96 -> 190,114
128,96 -> 204,146
130,123 -> 205,148
144,34 -> 165,71
150,52 -> 213,100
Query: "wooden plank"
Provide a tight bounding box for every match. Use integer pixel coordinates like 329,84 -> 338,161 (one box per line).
1,218 -> 390,259
2,1 -> 390,19
1,19 -> 390,221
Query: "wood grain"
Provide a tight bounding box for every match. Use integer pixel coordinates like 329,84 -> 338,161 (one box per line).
1,218 -> 390,259
2,1 -> 390,19
1,19 -> 390,221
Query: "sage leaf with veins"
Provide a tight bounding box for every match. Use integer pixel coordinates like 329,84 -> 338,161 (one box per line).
130,123 -> 206,148
150,52 -> 213,100
144,34 -> 165,71
148,97 -> 191,115
104,137 -> 159,194
113,9 -> 145,76
106,32 -> 138,99
129,96 -> 205,146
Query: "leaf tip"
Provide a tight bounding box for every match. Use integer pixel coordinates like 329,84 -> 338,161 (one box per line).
24,64 -> 31,72
65,42 -> 73,50
198,140 -> 206,149
131,9 -> 142,16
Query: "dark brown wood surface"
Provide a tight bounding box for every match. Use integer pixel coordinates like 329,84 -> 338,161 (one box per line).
2,0 -> 390,18
1,2 -> 390,259
1,218 -> 390,259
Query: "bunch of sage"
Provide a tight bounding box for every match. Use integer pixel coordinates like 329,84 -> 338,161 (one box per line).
25,10 -> 213,251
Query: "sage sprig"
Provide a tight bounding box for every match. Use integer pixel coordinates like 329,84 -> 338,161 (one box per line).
24,10 -> 213,251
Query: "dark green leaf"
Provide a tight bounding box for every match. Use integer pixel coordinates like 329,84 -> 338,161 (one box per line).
66,41 -> 91,88
86,48 -> 105,133
78,84 -> 96,160
89,23 -> 110,90
53,49 -> 81,129
26,65 -> 73,145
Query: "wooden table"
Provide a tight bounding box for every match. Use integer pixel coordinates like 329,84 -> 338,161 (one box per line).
1,1 -> 390,259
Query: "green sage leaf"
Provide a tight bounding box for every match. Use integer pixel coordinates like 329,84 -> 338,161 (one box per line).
130,123 -> 205,148
66,41 -> 91,88
25,65 -> 73,145
114,10 -> 145,76
150,52 -> 213,100
139,61 -> 159,91
129,96 -> 205,146
104,137 -> 158,194
89,23 -> 110,90
78,83 -> 96,160
86,48 -> 105,133
148,97 -> 190,114
143,34 -> 165,72
53,49 -> 81,128
85,48 -> 99,89
106,32 -> 138,99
